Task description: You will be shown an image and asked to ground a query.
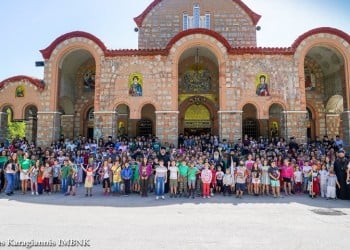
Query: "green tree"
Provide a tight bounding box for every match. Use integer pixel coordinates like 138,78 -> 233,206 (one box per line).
6,108 -> 26,139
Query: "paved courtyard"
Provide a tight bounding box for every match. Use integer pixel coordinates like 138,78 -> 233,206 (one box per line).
0,189 -> 349,250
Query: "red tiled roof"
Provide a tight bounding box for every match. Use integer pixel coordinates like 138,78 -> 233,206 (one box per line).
0,75 -> 45,90
292,27 -> 350,49
40,31 -> 107,59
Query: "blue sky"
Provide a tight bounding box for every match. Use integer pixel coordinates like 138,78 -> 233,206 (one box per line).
0,0 -> 349,80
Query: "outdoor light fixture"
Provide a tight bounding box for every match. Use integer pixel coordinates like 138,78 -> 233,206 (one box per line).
35,61 -> 44,67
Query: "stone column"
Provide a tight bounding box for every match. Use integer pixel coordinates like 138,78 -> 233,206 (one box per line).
156,111 -> 179,147
93,111 -> 117,140
325,113 -> 340,139
282,111 -> 308,144
219,111 -> 242,142
37,112 -> 61,148
259,119 -> 269,138
340,111 -> 350,151
61,115 -> 74,139
25,117 -> 37,143
0,112 -> 8,143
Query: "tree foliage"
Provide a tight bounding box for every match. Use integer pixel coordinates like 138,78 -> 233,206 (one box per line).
6,108 -> 26,139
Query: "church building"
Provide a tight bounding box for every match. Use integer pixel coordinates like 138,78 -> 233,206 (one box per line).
1,0 -> 350,147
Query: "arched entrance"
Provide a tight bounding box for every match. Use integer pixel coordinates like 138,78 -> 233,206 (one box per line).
179,96 -> 218,136
178,46 -> 219,135
242,104 -> 259,139
58,49 -> 96,140
304,45 -> 345,140
116,104 -> 130,137
138,104 -> 156,137
268,104 -> 284,139
183,103 -> 211,136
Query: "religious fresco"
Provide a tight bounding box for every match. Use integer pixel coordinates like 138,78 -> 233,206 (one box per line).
128,73 -> 143,97
255,73 -> 270,96
15,85 -> 25,97
304,67 -> 316,90
83,69 -> 95,91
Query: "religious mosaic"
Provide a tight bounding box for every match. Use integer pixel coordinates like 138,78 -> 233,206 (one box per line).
183,66 -> 212,93
256,73 -> 270,96
128,73 -> 143,97
15,85 -> 25,97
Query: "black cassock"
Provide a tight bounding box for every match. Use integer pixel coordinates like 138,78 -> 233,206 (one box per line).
334,157 -> 350,200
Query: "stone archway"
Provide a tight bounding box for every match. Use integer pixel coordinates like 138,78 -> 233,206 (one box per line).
179,96 -> 218,135
177,45 -> 220,137
304,46 -> 345,140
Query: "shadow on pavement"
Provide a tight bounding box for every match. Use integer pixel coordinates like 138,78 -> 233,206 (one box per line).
1,189 -> 349,210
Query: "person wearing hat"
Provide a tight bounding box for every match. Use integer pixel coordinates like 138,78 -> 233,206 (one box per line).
334,149 -> 350,199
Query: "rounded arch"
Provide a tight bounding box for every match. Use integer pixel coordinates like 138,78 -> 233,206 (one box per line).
1,105 -> 14,121
179,96 -> 219,135
139,103 -> 156,136
268,103 -> 284,139
169,33 -> 228,111
1,104 -> 14,113
136,100 -> 160,116
45,36 -> 104,111
266,98 -> 288,112
1,105 -> 15,123
238,100 -> 261,119
0,75 -> 45,90
293,30 -> 350,111
115,104 -> 130,137
23,104 -> 38,120
40,31 -> 107,60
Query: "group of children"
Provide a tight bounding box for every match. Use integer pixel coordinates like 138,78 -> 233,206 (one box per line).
3,154 -> 343,202
1,136 -> 348,202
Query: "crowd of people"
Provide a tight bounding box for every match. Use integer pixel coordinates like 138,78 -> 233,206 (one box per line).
0,133 -> 350,201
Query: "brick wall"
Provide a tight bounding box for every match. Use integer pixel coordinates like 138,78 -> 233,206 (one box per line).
138,0 -> 257,49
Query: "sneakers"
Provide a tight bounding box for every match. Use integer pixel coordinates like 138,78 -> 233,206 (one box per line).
161,196 -> 165,200
35,192 -> 38,196
31,192 -> 34,195
156,196 -> 159,200
207,196 -> 211,199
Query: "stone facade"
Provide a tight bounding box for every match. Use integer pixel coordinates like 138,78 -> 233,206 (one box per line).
1,0 -> 350,148
136,0 -> 259,49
